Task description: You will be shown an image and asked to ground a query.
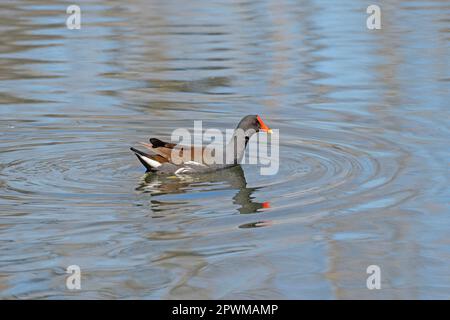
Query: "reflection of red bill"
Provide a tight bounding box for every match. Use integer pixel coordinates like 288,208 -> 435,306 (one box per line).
262,201 -> 271,209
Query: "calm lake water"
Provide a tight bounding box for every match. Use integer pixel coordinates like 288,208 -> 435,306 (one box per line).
0,0 -> 449,299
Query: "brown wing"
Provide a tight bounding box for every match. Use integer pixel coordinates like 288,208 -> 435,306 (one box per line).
149,138 -> 177,149
139,139 -> 175,161
139,138 -> 208,164
149,154 -> 170,163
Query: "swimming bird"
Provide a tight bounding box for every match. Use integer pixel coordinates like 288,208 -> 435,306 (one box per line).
130,115 -> 272,174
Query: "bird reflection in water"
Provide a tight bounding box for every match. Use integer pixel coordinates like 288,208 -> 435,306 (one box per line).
136,166 -> 270,215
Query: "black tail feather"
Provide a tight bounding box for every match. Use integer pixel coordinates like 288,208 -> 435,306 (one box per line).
130,147 -> 154,172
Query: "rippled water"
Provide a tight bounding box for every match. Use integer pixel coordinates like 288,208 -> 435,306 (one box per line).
0,0 -> 449,299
